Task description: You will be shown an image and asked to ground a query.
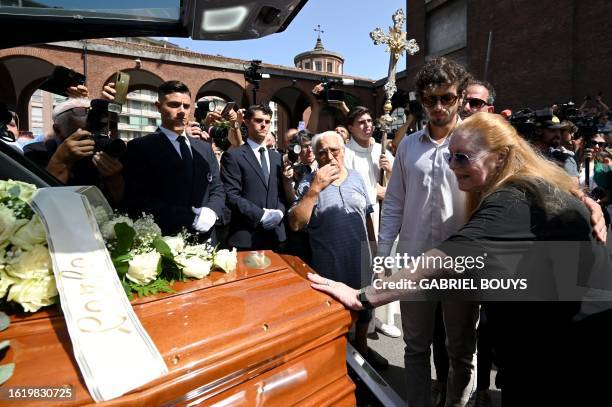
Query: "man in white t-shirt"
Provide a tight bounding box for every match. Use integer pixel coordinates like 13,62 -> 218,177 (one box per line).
344,105 -> 401,339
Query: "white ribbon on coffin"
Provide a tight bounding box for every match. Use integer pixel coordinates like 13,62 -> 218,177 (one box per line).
30,186 -> 168,402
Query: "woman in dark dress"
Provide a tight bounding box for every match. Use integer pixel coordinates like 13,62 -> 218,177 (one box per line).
309,113 -> 612,406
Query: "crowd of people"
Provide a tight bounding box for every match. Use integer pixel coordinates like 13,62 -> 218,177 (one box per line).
2,56 -> 612,407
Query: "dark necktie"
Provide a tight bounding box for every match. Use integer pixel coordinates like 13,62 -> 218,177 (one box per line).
259,147 -> 269,184
177,135 -> 193,180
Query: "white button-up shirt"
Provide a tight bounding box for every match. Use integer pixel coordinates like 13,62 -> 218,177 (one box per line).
159,126 -> 192,158
246,137 -> 270,174
378,124 -> 466,257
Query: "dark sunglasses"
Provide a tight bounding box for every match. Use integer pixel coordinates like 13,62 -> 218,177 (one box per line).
589,141 -> 606,148
465,98 -> 489,109
444,151 -> 488,166
421,93 -> 459,108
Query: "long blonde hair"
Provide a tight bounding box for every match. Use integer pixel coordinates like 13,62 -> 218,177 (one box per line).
457,113 -> 578,216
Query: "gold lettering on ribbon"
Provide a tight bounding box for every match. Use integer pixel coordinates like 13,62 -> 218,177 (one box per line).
85,300 -> 103,313
78,315 -> 132,334
71,257 -> 87,268
80,284 -> 98,295
60,270 -> 84,280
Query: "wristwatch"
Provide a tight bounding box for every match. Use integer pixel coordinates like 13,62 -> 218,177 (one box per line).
357,288 -> 374,310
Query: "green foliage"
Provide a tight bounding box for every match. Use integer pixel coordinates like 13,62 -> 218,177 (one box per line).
152,236 -> 172,258
111,222 -> 136,258
112,253 -> 132,277
122,280 -> 134,300
0,196 -> 33,219
126,278 -> 175,298
152,236 -> 184,280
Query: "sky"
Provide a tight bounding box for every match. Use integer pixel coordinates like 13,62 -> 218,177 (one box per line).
167,0 -> 409,81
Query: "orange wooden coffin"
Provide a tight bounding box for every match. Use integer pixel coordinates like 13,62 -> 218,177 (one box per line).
0,251 -> 356,406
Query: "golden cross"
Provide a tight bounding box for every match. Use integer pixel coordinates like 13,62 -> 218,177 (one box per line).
370,9 -> 419,107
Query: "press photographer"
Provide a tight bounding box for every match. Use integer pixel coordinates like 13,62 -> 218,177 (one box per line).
282,130 -> 317,202
23,97 -> 125,205
193,99 -> 244,151
531,113 -> 579,179
308,78 -> 355,132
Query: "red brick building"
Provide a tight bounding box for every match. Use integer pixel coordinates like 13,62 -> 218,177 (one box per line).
0,38 -> 380,147
404,0 -> 612,111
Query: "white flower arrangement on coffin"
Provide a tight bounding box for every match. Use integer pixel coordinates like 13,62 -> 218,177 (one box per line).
0,180 -> 239,310
0,181 -> 57,313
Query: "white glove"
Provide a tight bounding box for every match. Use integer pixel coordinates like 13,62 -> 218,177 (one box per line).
192,207 -> 217,233
260,208 -> 284,230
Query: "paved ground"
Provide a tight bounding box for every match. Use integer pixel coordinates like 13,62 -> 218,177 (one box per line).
364,314 -> 502,406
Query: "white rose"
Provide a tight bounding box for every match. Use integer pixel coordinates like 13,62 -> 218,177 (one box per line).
0,206 -> 27,248
10,215 -> 47,250
213,248 -> 238,273
0,270 -> 18,298
163,235 -> 185,256
126,251 -> 160,285
101,216 -> 134,240
180,256 -> 212,279
5,244 -> 52,280
7,275 -> 58,312
0,180 -> 37,202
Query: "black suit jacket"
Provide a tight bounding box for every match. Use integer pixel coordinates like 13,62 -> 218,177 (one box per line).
220,142 -> 287,249
122,130 -> 225,240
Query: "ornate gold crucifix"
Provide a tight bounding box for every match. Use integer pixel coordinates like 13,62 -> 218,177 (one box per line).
371,9 -> 420,122
370,9 -> 420,182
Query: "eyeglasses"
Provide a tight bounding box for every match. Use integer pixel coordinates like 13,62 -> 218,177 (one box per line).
317,147 -> 341,158
444,151 -> 489,166
465,98 -> 489,109
252,117 -> 271,125
589,141 -> 606,148
421,93 -> 459,108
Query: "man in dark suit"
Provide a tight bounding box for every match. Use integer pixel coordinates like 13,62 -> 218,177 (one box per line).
122,81 -> 225,241
220,104 -> 287,250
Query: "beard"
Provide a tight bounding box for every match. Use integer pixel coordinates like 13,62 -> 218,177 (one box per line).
428,105 -> 459,128
429,112 -> 455,127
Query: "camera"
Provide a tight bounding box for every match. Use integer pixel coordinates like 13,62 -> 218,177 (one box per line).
244,60 -> 270,84
86,99 -> 126,158
556,101 -> 598,139
317,77 -> 354,103
194,99 -> 219,123
509,108 -> 554,140
287,130 -> 313,164
207,125 -> 231,152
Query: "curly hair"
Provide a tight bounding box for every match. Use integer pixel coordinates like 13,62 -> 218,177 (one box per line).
415,57 -> 471,98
